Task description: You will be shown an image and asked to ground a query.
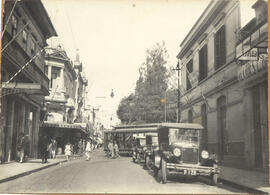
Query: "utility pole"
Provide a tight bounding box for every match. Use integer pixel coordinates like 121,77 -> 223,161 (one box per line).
173,61 -> 181,123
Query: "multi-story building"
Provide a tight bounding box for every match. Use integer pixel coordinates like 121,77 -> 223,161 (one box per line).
73,52 -> 88,123
0,0 -> 57,162
177,0 -> 268,170
40,44 -> 89,153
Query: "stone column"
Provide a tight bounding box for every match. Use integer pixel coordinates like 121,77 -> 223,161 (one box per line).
33,108 -> 40,158
7,99 -> 15,162
60,67 -> 65,97
47,65 -> 52,89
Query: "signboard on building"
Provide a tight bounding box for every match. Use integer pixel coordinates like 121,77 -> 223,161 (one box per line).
237,54 -> 268,81
236,22 -> 267,60
238,48 -> 258,61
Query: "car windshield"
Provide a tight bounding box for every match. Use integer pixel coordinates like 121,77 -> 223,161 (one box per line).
152,136 -> 158,146
168,128 -> 199,147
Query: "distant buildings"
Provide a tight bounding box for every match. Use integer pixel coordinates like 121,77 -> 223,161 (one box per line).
0,0 -> 57,162
40,43 -> 89,154
177,0 -> 268,169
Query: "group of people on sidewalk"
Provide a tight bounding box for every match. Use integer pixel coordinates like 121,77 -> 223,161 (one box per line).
16,132 -> 99,164
107,141 -> 120,159
64,138 -> 95,161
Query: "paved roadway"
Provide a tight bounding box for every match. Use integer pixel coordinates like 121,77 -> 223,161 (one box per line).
0,148 -> 244,194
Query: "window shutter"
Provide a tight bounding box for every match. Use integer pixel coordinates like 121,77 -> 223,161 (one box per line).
186,59 -> 193,90
204,45 -> 208,78
214,32 -> 219,69
220,25 -> 226,65
199,48 -> 203,81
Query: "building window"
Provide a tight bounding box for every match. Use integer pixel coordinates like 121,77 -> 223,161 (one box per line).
22,29 -> 27,43
188,109 -> 193,123
214,25 -> 226,70
51,72 -> 57,89
199,44 -> 208,81
186,59 -> 193,90
30,38 -> 36,53
11,15 -> 17,37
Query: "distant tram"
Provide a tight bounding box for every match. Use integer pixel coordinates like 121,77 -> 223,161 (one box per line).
103,124 -> 158,156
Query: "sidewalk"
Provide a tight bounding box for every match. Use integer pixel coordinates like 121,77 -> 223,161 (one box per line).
219,165 -> 270,194
0,150 -> 100,184
0,158 -> 67,184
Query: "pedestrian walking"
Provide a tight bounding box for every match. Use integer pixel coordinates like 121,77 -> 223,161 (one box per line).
85,139 -> 92,161
40,135 -> 49,164
16,132 -> 26,163
64,142 -> 72,161
78,139 -> 83,156
24,135 -> 30,162
114,141 -> 120,158
108,141 -> 114,158
51,138 -> 57,159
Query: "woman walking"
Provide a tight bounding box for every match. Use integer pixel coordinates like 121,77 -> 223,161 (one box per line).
17,133 -> 26,163
85,139 -> 92,161
64,142 -> 72,161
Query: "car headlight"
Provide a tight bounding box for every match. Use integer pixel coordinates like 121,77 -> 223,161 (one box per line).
173,148 -> 181,157
201,150 -> 209,159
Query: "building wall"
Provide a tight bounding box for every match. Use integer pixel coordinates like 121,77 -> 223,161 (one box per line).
178,0 -> 268,169
1,1 -> 55,163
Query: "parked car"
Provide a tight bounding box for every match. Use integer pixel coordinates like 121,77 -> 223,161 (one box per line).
153,123 -> 220,185
143,133 -> 158,170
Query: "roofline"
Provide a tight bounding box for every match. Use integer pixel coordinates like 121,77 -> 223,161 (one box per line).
39,0 -> 57,37
114,123 -> 204,130
177,0 -> 230,59
179,0 -> 215,48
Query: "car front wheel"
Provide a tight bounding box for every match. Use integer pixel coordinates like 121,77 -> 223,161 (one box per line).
161,158 -> 167,184
145,156 -> 151,170
211,173 -> 218,185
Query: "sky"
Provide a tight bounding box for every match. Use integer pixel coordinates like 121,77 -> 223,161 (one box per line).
41,0 -> 257,127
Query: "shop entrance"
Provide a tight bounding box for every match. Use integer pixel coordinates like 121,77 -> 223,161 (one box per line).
252,83 -> 268,169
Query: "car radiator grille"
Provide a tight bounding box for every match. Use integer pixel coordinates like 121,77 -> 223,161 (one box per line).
182,148 -> 198,164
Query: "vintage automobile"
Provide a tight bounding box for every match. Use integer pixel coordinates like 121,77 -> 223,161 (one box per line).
132,135 -> 146,163
153,123 -> 220,185
143,133 -> 158,169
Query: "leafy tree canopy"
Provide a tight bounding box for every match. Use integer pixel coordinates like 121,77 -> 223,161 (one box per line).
117,42 -> 178,124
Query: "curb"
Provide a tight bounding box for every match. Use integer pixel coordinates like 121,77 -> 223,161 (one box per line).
219,178 -> 268,194
0,160 -> 67,184
198,176 -> 267,194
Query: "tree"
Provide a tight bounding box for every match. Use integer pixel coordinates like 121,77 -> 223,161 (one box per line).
117,94 -> 136,124
117,42 -> 178,124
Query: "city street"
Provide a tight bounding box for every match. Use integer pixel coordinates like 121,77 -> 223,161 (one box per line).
0,149 -> 244,194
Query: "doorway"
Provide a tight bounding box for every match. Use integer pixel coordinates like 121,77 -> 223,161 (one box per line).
217,96 -> 227,161
252,83 -> 268,169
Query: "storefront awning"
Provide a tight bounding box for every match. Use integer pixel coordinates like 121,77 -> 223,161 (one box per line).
40,121 -> 87,134
2,82 -> 49,96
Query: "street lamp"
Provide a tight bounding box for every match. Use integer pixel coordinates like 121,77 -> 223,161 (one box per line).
173,61 -> 181,123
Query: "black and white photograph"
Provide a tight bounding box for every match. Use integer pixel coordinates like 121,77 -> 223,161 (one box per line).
0,0 -> 268,194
